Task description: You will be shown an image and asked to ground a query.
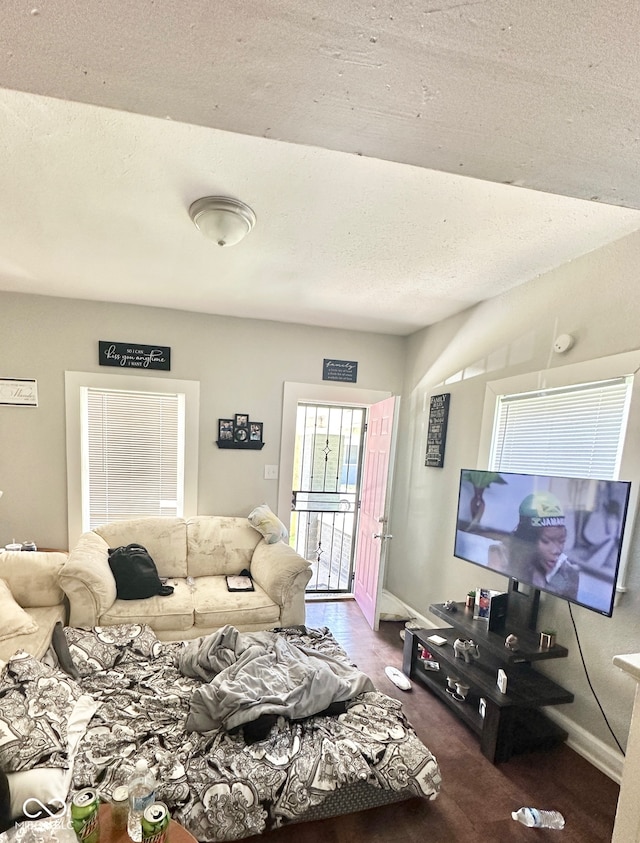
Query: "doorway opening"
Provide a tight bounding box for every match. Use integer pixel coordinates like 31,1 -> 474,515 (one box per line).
290,403 -> 366,594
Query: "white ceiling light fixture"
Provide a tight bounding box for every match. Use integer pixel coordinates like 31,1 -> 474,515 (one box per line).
189,196 -> 256,247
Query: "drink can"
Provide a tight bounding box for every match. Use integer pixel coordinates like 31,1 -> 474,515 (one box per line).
141,802 -> 170,843
71,788 -> 100,843
111,785 -> 129,830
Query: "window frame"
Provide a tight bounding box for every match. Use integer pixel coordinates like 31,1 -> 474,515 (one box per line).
477,350 -> 640,592
65,371 -> 200,548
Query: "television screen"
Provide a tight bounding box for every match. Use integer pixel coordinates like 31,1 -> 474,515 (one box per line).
454,470 -> 631,617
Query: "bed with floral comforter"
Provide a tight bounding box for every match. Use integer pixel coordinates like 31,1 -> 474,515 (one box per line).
0,623 -> 441,841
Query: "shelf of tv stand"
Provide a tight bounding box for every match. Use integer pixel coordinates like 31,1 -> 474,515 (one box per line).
402,607 -> 574,763
429,602 -> 569,663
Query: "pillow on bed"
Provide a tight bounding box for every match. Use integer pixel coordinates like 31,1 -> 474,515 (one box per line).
0,579 -> 38,641
0,652 -> 82,773
248,504 -> 288,544
63,624 -> 162,676
6,693 -> 98,821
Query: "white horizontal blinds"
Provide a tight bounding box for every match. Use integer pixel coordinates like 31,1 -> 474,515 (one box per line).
490,378 -> 632,479
85,387 -> 183,528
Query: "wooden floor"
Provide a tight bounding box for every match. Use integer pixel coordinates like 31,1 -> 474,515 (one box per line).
244,599 -> 620,843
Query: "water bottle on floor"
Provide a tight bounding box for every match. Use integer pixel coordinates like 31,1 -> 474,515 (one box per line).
512,807 -> 565,829
127,758 -> 156,842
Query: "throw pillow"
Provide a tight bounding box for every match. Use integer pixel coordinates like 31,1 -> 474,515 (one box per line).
0,579 -> 38,641
248,504 -> 288,544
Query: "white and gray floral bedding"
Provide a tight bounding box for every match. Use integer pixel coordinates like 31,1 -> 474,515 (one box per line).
0,652 -> 82,773
2,624 -> 441,842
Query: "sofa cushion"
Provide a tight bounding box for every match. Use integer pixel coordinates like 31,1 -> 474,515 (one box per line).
99,581 -> 194,632
186,517 -> 261,577
193,576 -> 280,629
0,580 -> 38,641
94,517 -> 188,578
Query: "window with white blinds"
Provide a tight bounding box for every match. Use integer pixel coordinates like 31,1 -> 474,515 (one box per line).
489,377 -> 632,479
82,387 -> 185,528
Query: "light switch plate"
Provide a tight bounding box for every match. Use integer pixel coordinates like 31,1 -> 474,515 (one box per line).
264,465 -> 279,480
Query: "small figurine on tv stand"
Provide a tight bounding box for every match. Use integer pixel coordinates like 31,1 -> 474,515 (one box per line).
453,638 -> 480,663
504,634 -> 519,651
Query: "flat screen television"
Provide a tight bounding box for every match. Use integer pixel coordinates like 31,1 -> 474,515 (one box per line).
454,469 -> 631,619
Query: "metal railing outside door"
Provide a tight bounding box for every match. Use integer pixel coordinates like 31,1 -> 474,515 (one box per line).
290,403 -> 365,593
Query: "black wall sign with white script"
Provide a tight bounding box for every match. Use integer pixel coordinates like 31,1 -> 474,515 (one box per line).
323,358 -> 358,383
99,341 -> 171,371
425,393 -> 450,468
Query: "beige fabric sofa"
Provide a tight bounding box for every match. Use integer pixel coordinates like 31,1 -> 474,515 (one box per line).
0,551 -> 68,662
59,516 -> 312,640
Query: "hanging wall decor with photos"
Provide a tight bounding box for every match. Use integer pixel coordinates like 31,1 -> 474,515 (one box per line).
217,413 -> 265,449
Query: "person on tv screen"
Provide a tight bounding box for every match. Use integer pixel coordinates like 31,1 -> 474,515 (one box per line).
509,491 -> 580,600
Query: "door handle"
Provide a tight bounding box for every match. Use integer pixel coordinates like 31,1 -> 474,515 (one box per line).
373,533 -> 393,539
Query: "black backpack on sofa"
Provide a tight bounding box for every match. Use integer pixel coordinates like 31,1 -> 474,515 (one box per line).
108,544 -> 174,599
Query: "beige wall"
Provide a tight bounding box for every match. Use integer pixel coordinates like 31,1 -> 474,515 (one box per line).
0,291 -> 405,549
4,227 -> 640,779
386,229 -> 640,779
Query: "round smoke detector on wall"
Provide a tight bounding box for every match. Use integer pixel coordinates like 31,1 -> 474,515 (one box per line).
553,334 -> 575,354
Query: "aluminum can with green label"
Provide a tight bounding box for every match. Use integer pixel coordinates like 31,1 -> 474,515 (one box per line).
141,801 -> 170,843
70,788 -> 100,843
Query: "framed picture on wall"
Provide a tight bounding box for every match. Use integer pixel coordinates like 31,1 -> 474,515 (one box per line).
234,413 -> 249,429
218,419 -> 234,441
249,422 -> 263,442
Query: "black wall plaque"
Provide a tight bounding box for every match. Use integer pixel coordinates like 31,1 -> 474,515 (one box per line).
99,341 -> 171,371
425,392 -> 450,468
323,358 -> 358,383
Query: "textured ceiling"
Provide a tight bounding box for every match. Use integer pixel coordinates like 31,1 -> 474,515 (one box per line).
1,0 -> 639,335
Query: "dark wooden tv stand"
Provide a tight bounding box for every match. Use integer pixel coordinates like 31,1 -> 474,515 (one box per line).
402,602 -> 574,763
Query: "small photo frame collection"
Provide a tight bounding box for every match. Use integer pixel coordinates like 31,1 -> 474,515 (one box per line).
217,413 -> 264,446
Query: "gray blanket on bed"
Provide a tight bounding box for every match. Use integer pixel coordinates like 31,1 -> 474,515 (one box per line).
178,625 -> 375,733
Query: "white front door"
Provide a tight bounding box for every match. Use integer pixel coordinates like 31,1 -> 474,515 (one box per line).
353,396 -> 398,630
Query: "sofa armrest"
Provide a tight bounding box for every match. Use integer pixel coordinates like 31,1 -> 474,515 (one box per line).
59,532 -> 117,627
0,551 -> 67,607
250,540 -> 312,627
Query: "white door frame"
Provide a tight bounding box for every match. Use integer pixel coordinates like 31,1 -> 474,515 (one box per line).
278,382 -> 391,528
